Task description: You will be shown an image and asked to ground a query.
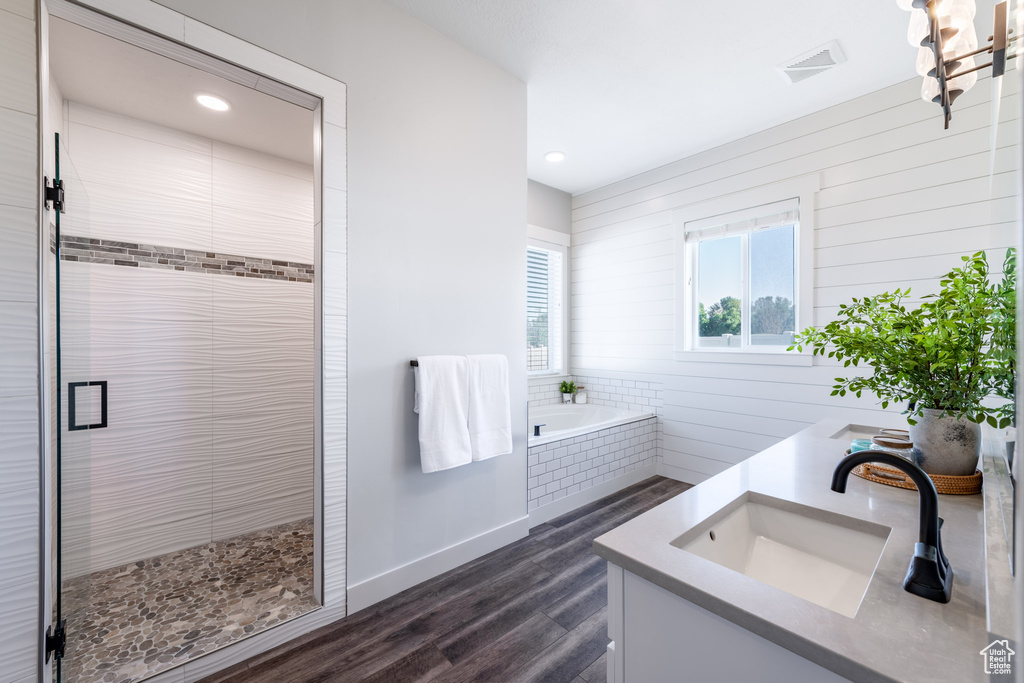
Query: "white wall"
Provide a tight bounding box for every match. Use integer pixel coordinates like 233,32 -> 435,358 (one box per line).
571,75 -> 1019,484
0,0 -> 41,678
154,0 -> 529,610
529,179 -> 572,233
57,102 -> 315,575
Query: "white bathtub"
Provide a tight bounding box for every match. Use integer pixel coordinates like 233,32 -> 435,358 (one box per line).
529,403 -> 655,446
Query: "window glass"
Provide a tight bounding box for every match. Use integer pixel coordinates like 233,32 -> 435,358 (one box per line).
696,236 -> 742,348
527,245 -> 563,373
749,225 -> 796,346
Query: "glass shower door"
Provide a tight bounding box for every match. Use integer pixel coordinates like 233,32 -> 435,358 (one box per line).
52,132 -> 97,682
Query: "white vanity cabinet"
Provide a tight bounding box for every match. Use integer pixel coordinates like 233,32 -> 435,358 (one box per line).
606,563 -> 853,683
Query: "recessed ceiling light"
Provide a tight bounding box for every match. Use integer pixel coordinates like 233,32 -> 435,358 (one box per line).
196,94 -> 230,111
544,151 -> 566,163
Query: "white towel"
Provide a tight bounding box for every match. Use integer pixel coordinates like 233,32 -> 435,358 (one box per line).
414,356 -> 473,473
467,354 -> 513,461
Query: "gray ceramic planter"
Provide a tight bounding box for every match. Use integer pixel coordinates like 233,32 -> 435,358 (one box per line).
909,408 -> 981,476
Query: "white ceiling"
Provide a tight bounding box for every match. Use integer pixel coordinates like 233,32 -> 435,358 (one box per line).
49,17 -> 314,165
385,0 -> 997,195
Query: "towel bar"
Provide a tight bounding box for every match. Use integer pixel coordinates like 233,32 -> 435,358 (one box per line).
409,360 -> 419,367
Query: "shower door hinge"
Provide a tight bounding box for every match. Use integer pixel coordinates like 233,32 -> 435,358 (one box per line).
45,620 -> 66,663
44,176 -> 64,214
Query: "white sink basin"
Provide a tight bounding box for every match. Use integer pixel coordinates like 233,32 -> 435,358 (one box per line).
671,492 -> 890,618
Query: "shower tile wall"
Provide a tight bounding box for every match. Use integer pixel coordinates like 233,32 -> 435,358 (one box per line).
59,101 -> 315,576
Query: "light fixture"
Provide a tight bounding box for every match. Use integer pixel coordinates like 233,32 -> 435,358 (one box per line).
544,151 -> 566,163
196,94 -> 230,111
896,0 -> 1015,128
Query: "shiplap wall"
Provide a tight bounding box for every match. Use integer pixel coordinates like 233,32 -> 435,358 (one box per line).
571,74 -> 1020,484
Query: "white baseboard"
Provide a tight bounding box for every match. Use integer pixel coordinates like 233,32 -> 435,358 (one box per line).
346,515 -> 531,614
657,461 -> 707,485
528,463 -> 658,527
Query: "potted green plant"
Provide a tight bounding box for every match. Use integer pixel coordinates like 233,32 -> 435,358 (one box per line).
790,250 -> 1013,476
559,380 -> 577,404
988,249 -> 1017,461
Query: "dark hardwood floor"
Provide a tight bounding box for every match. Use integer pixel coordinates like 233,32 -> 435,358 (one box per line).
202,476 -> 691,683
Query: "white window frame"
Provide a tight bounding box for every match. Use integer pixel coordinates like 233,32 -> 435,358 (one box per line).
673,175 -> 819,366
527,225 -> 570,378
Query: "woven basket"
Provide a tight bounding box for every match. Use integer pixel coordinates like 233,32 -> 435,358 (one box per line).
846,452 -> 982,495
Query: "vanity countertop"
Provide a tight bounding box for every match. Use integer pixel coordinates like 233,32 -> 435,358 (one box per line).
593,419 -> 1011,683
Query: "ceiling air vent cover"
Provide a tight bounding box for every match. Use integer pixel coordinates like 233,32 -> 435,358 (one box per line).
777,40 -> 846,84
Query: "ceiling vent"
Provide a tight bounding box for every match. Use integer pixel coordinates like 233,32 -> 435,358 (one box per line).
777,41 -> 846,84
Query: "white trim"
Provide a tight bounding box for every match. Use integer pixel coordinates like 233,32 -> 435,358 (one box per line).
683,198 -> 798,242
144,602 -> 347,682
673,174 -> 819,361
528,223 -> 571,246
528,372 -> 571,385
673,349 -> 812,366
346,516 -> 530,614
528,463 -> 657,526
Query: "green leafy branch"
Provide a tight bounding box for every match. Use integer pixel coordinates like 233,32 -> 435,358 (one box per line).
789,250 -> 1015,427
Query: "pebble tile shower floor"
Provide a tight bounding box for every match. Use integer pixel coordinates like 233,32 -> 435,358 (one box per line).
61,518 -> 318,683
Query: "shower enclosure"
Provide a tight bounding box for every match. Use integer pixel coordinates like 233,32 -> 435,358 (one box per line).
49,59 -> 319,683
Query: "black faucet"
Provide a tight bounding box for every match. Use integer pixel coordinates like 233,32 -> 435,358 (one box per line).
533,424 -> 546,437
831,450 -> 952,603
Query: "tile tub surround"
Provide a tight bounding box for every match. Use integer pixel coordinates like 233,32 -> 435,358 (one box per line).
528,375 -> 664,411
62,518 -> 318,683
528,416 -> 658,512
572,375 -> 664,414
527,377 -> 568,408
593,419 -> 1003,683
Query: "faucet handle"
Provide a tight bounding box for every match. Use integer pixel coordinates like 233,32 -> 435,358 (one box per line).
533,423 -> 546,437
936,517 -> 950,575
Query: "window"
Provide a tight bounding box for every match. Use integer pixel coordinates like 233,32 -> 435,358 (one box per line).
674,176 -> 818,361
688,201 -> 797,349
527,238 -> 565,374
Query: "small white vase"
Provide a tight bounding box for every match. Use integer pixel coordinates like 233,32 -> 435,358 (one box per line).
909,408 -> 981,476
562,393 -> 573,404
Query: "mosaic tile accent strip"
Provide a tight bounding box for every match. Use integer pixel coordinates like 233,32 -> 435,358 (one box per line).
58,234 -> 314,282
527,416 -> 659,511
61,518 -> 318,683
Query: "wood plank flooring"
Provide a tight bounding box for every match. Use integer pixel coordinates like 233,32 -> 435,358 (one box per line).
201,476 -> 691,683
